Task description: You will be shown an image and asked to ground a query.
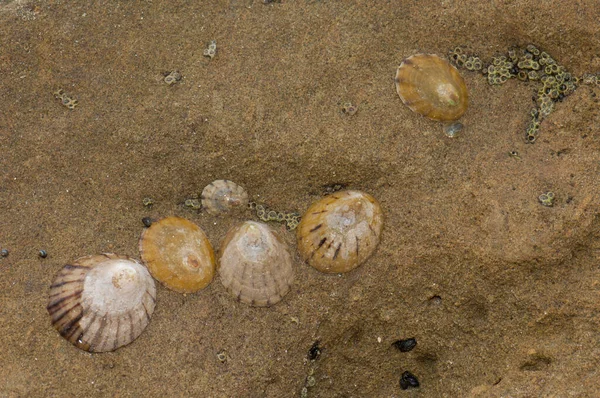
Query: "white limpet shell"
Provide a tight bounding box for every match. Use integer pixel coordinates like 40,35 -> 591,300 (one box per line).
218,221 -> 294,307
201,179 -> 249,216
296,190 -> 384,274
47,253 -> 156,352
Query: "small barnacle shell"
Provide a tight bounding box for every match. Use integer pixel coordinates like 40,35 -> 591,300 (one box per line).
218,221 -> 294,307
47,253 -> 156,352
201,179 -> 249,216
297,190 -> 384,274
139,216 -> 216,293
395,54 -> 469,121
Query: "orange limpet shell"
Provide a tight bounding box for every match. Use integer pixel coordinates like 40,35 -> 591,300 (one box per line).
395,54 -> 469,122
139,216 -> 216,293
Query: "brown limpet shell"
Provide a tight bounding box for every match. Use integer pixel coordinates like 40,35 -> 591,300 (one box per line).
395,54 -> 469,121
47,253 -> 156,352
296,190 -> 384,274
218,221 -> 294,307
201,179 -> 249,216
139,216 -> 216,293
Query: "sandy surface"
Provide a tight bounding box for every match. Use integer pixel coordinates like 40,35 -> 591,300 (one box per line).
1,0 -> 600,397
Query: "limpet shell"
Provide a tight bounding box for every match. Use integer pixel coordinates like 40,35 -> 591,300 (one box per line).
297,190 -> 384,274
47,253 -> 156,352
218,221 -> 294,307
139,216 -> 216,293
201,179 -> 249,216
395,54 -> 468,121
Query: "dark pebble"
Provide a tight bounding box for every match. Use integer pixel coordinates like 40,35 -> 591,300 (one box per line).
308,340 -> 321,361
142,217 -> 153,228
399,371 -> 420,390
0,249 -> 8,257
392,338 -> 417,352
38,250 -> 48,258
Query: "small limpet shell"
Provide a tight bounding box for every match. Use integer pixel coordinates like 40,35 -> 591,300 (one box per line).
395,54 -> 469,121
139,216 -> 216,293
296,190 -> 384,274
47,253 -> 156,352
218,221 -> 294,307
201,179 -> 249,216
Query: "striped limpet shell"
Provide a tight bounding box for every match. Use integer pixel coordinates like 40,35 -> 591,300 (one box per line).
395,54 -> 469,121
201,179 -> 249,216
47,253 -> 156,352
218,221 -> 294,307
139,216 -> 216,293
296,190 -> 384,274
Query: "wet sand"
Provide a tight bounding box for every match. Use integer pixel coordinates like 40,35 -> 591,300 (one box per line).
1,1 -> 600,396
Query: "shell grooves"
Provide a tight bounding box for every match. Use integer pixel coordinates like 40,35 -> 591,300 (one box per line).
60,311 -> 83,335
333,244 -> 342,260
50,302 -> 81,324
47,290 -> 83,310
47,253 -> 156,352
317,237 -> 327,249
309,224 -> 322,233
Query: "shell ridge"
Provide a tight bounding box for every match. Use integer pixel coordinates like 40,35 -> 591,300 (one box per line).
48,254 -> 156,352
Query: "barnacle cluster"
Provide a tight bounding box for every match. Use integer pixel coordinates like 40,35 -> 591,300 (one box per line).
450,44 -> 581,143
142,197 -> 154,207
448,46 -> 483,72
184,198 -> 202,209
581,73 -> 600,86
164,71 -> 182,86
300,367 -> 317,398
53,89 -> 78,110
538,192 -> 555,207
341,102 -> 358,116
203,40 -> 217,59
249,201 -> 301,230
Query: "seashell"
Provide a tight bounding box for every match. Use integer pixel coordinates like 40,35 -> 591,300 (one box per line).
139,216 -> 216,293
201,179 -> 249,216
395,54 -> 468,121
296,190 -> 384,274
218,221 -> 294,307
47,253 -> 156,352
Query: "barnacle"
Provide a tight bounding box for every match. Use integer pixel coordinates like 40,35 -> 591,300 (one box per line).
538,192 -> 555,207
203,40 -> 217,59
449,43 -> 585,143
250,202 -> 301,231
537,95 -> 554,119
164,71 -> 182,85
53,88 -> 78,110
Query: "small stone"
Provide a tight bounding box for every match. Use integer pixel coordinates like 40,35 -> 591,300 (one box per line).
399,371 -> 420,390
308,340 -> 321,361
38,250 -> 48,258
142,217 -> 153,228
444,122 -> 463,138
0,249 -> 8,257
392,338 -> 417,352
